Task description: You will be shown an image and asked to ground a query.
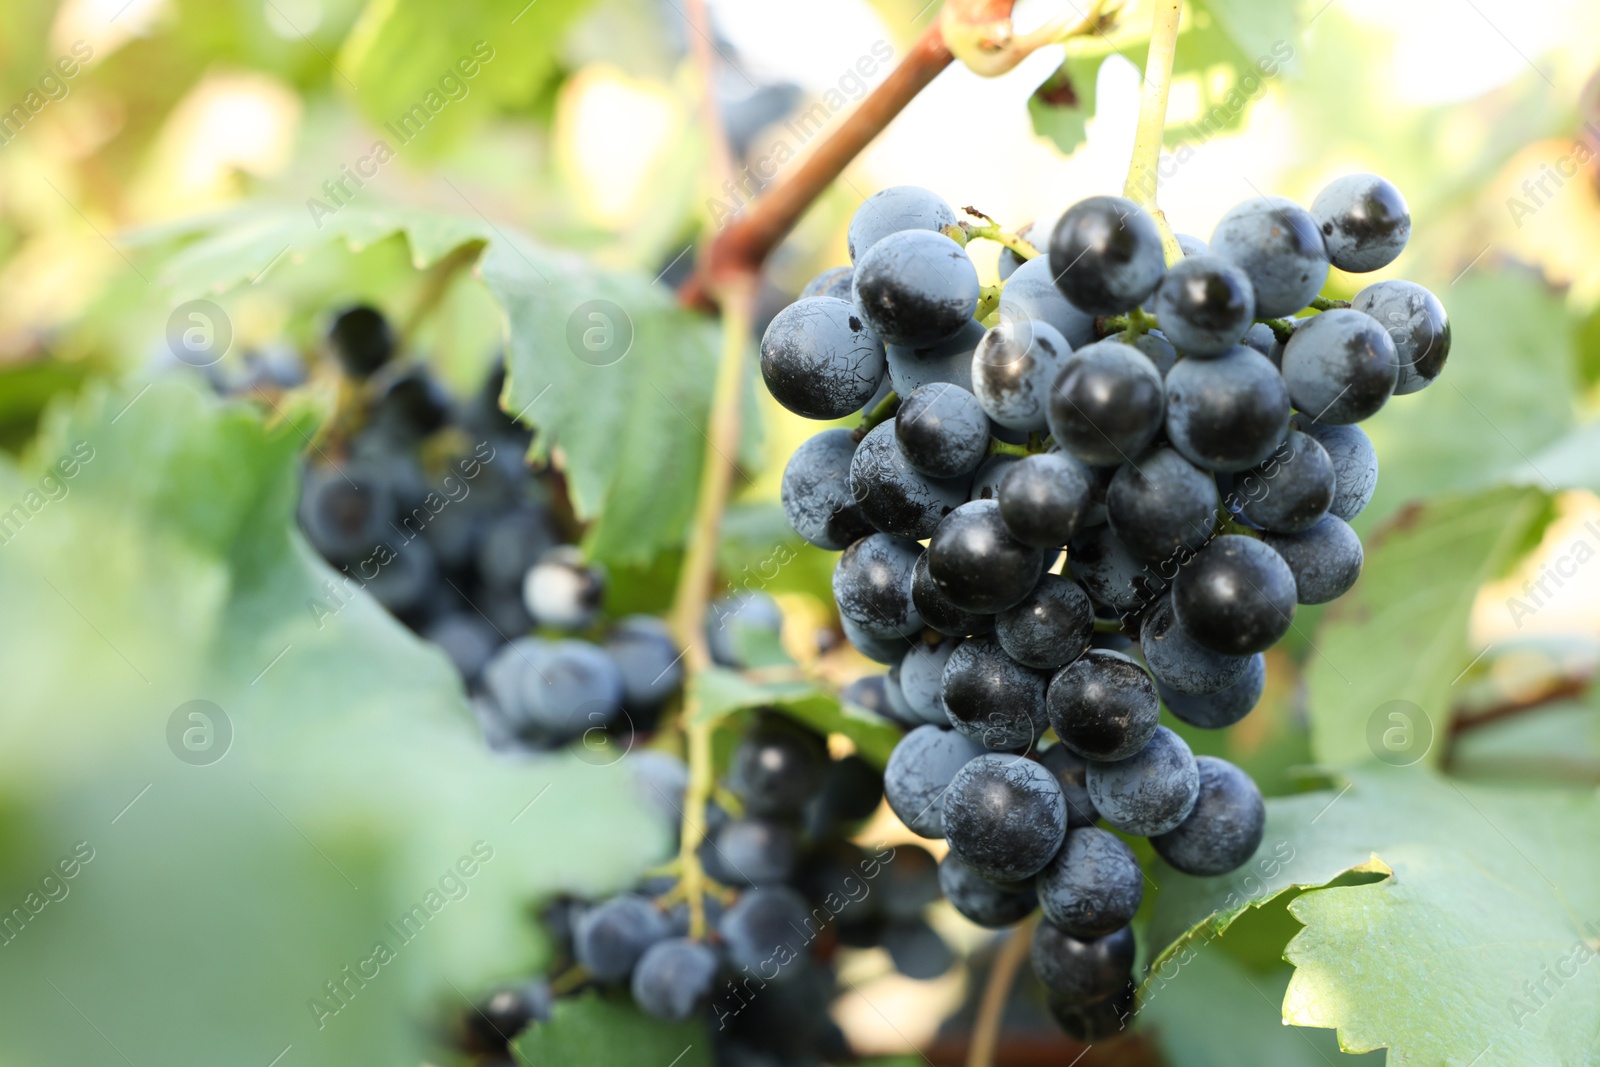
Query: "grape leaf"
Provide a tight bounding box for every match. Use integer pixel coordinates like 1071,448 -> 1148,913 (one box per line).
688,668 -> 901,766
1147,765 -> 1600,1065
0,378 -> 670,1066
514,993 -> 712,1067
1305,486 -> 1551,768
1027,53 -> 1104,159
338,0 -> 595,154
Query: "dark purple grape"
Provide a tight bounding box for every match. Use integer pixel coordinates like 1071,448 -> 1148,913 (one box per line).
927,500 -> 1045,615
760,297 -> 887,420
852,230 -> 980,347
782,428 -> 876,550
1280,309 -> 1398,425
941,638 -> 1050,750
1047,341 -> 1166,467
847,185 -> 958,263
1139,593 -> 1253,695
1172,535 -> 1297,655
1262,513 -> 1364,605
883,724 -> 986,838
832,532 -> 924,640
1085,725 -> 1199,835
1159,652 -> 1265,729
1046,649 -> 1160,761
1106,448 -> 1221,563
1235,430 -> 1335,534
895,383 -> 990,478
998,451 -> 1095,549
1310,173 -> 1411,273
1152,254 -> 1256,355
1030,922 -> 1134,1002
995,573 -> 1094,669
1209,196 -> 1328,318
1164,345 -> 1291,473
942,752 -> 1067,881
1037,743 -> 1100,827
912,550 -> 994,637
938,853 -> 1038,927
1048,196 -> 1166,315
1151,756 -> 1265,876
1036,827 -> 1144,938
1352,279 -> 1449,395
850,420 -> 970,539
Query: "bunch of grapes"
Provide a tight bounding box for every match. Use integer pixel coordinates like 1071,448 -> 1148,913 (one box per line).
457,714 -> 967,1066
289,305 -> 693,752
763,177 -> 1446,1038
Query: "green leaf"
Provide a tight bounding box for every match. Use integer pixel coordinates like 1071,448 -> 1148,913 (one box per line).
1027,54 -> 1104,158
689,668 -> 901,766
1148,765 -> 1600,1064
1142,952 -> 1382,1067
1305,486 -> 1550,768
1362,270 -> 1578,522
338,0 -> 595,153
1517,419 -> 1600,494
0,378 -> 670,1066
514,993 -> 711,1067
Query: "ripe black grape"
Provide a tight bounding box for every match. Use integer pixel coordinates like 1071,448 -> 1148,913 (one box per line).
1164,345 -> 1291,473
327,304 -> 395,378
1172,535 -> 1297,655
1262,513 -> 1364,604
1295,417 -> 1377,521
911,550 -> 994,637
1209,196 -> 1328,318
1158,652 -> 1264,729
1030,921 -> 1135,1002
995,573 -> 1094,669
1048,196 -> 1166,315
631,938 -> 719,1022
941,637 -> 1050,750
942,752 -> 1067,881
1310,173 -> 1411,273
846,185 -> 958,263
898,639 -> 958,725
573,893 -> 670,981
1352,279 -> 1450,395
1046,649 -> 1160,761
852,230 -> 980,347
1151,756 -> 1266,876
1140,594 -> 1253,695
997,254 -> 1098,347
800,265 -> 854,300
717,886 -> 811,983
1067,523 -> 1168,615
1036,827 -> 1144,938
1106,447 -> 1221,563
885,319 -> 984,396
927,500 -> 1044,614
972,319 -> 1070,431
895,383 -> 990,478
1280,308 -> 1398,425
1047,340 -> 1166,467
997,452 -> 1095,549
1037,742 -> 1101,828
1085,725 -> 1200,835
1151,254 -> 1256,356
707,817 -> 799,886
759,297 -> 887,420
1236,430 -> 1335,534
832,531 -> 923,639
730,719 -> 827,816
781,428 -> 876,551
883,724 -> 986,838
849,420 -> 969,539
938,853 -> 1038,928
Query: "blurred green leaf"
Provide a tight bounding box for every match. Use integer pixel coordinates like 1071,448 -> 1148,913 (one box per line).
514,993 -> 711,1067
1305,486 -> 1550,768
0,378 -> 670,1066
1148,765 -> 1600,1064
339,0 -> 595,152
1028,54 -> 1104,158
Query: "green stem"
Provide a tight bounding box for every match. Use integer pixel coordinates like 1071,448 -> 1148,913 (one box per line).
1255,317 -> 1294,344
1308,296 -> 1349,311
975,283 -> 1003,321
1122,0 -> 1184,266
1099,307 -> 1159,339
962,220 -> 1041,262
853,390 -> 900,440
988,439 -> 1031,458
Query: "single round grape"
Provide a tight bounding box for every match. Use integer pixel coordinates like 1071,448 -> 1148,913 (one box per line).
966,453 -> 1019,505
998,255 -> 1098,347
842,616 -> 911,665
1173,536 -> 1297,655
938,853 -> 1038,927
370,368 -> 453,439
883,917 -> 956,979
1151,756 -> 1265,876
707,817 -> 798,886
1036,827 -> 1144,939
1165,345 -> 1291,473
800,265 -> 854,300
425,612 -> 500,681
849,420 -> 969,539
1294,418 -> 1378,522
996,574 -> 1094,669
298,465 -> 395,564
632,937 -> 719,1022
521,639 -> 626,743
911,550 -> 994,637
706,591 -> 784,668
1085,725 -> 1200,835
1159,653 -> 1264,729
1107,448 -> 1221,563
1240,321 -> 1277,358
878,843 -> 943,921
1209,196 -> 1329,318
1262,513 -> 1364,605
804,753 -> 884,834
972,319 -> 1071,432
1310,173 -> 1411,273
1047,340 -> 1166,467
1352,279 -> 1450,395
1152,254 -> 1257,355
941,637 -> 1050,750
1175,232 -> 1209,257
998,452 -> 1094,549
730,719 -> 827,815
574,893 -> 670,981
1048,196 -> 1166,315
760,297 -> 888,420
898,639 -> 959,725
832,532 -> 923,639
927,500 -> 1044,614
885,318 -> 984,396
717,886 -> 811,983
1038,743 -> 1101,827
883,725 -> 987,838
895,384 -> 990,478
1030,922 -> 1135,1002
782,428 -> 875,550
1048,981 -> 1135,1042
1236,430 -> 1335,534
882,664 -> 920,725
1139,594 -> 1253,695
1046,649 -> 1160,761
853,230 -> 979,347
943,753 -> 1067,882
327,304 -> 395,378
604,615 -> 683,715
1067,523 -> 1168,616
523,545 -> 606,630
1281,309 -> 1398,425
847,185 -> 958,263
1132,330 -> 1178,377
